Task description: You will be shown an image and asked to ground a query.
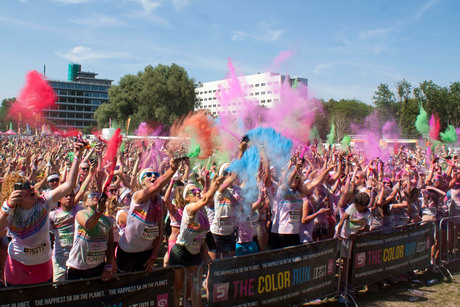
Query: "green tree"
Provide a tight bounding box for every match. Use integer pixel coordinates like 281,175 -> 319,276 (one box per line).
0,98 -> 16,130
95,64 -> 197,133
373,83 -> 398,124
321,99 -> 374,141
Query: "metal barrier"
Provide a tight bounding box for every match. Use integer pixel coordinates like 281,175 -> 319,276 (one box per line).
438,215 -> 460,265
339,221 -> 435,306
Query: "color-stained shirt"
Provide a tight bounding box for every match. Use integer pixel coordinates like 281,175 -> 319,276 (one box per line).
49,203 -> 83,258
66,210 -> 113,270
118,194 -> 163,253
7,191 -> 55,265
177,206 -> 209,255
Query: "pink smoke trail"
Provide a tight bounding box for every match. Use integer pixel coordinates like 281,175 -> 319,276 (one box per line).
429,114 -> 440,140
8,70 -> 56,128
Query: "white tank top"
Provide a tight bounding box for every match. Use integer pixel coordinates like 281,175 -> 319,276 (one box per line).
118,194 -> 163,253
271,189 -> 302,234
211,188 -> 240,235
177,206 -> 209,255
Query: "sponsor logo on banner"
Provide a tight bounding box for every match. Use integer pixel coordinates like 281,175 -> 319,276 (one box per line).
355,252 -> 366,268
157,293 -> 168,307
213,283 -> 230,302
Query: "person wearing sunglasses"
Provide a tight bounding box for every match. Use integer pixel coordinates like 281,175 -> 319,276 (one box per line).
66,190 -> 114,282
169,176 -> 225,307
117,160 -> 180,273
0,141 -> 86,287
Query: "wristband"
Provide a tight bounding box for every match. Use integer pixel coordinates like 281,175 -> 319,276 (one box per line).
104,264 -> 113,271
1,202 -> 14,216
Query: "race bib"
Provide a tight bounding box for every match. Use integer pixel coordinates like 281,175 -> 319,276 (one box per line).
289,210 -> 300,222
59,234 -> 73,246
87,250 -> 106,264
220,217 -> 235,227
24,242 -> 46,255
141,225 -> 159,240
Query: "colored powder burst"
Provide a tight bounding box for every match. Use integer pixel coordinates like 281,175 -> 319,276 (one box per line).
415,104 -> 430,136
227,145 -> 261,204
102,128 -> 123,192
429,114 -> 441,140
187,144 -> 201,158
215,59 -> 261,153
135,122 -> 150,136
8,70 -> 57,128
382,120 -> 400,140
169,110 -> 219,160
271,50 -> 294,72
309,126 -> 320,142
133,122 -> 164,170
341,135 -> 351,147
246,127 -> 293,177
326,123 -> 335,145
262,77 -> 321,146
440,125 -> 458,144
457,127 -> 460,144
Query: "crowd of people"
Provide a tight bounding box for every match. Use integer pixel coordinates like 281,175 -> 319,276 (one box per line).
0,135 -> 459,306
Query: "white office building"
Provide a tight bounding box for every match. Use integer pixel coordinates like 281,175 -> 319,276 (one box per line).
194,72 -> 307,116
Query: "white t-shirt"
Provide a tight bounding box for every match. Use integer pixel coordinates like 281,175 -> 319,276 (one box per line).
339,203 -> 370,239
7,191 -> 55,265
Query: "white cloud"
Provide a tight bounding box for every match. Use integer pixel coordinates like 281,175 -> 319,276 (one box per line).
135,0 -> 162,15
53,0 -> 90,4
232,28 -> 284,43
56,46 -> 130,62
0,16 -> 57,31
172,0 -> 190,10
125,0 -> 171,27
71,13 -> 128,27
313,62 -> 335,76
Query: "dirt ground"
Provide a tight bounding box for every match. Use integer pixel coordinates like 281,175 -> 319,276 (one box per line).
306,261 -> 460,307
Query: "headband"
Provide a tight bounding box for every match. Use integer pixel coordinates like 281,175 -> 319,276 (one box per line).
138,168 -> 153,185
218,163 -> 230,176
118,188 -> 132,203
182,183 -> 194,199
47,174 -> 60,182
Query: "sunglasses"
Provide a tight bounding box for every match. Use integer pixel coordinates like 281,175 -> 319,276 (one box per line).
48,178 -> 59,183
88,192 -> 101,199
143,172 -> 160,179
81,168 -> 89,171
187,188 -> 202,196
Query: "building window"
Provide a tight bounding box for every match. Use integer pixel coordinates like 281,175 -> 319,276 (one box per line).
268,91 -> 272,94
261,91 -> 265,95
267,99 -> 272,102
255,84 -> 259,87
255,92 -> 259,95
249,93 -> 253,96
261,100 -> 265,103
261,83 -> 266,86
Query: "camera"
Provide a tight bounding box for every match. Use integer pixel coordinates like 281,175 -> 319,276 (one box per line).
14,183 -> 23,191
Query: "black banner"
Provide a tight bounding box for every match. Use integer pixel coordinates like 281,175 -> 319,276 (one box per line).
208,239 -> 337,307
351,222 -> 434,286
0,267 -> 176,307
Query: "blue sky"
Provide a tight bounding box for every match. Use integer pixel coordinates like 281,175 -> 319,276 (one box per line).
0,0 -> 459,104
